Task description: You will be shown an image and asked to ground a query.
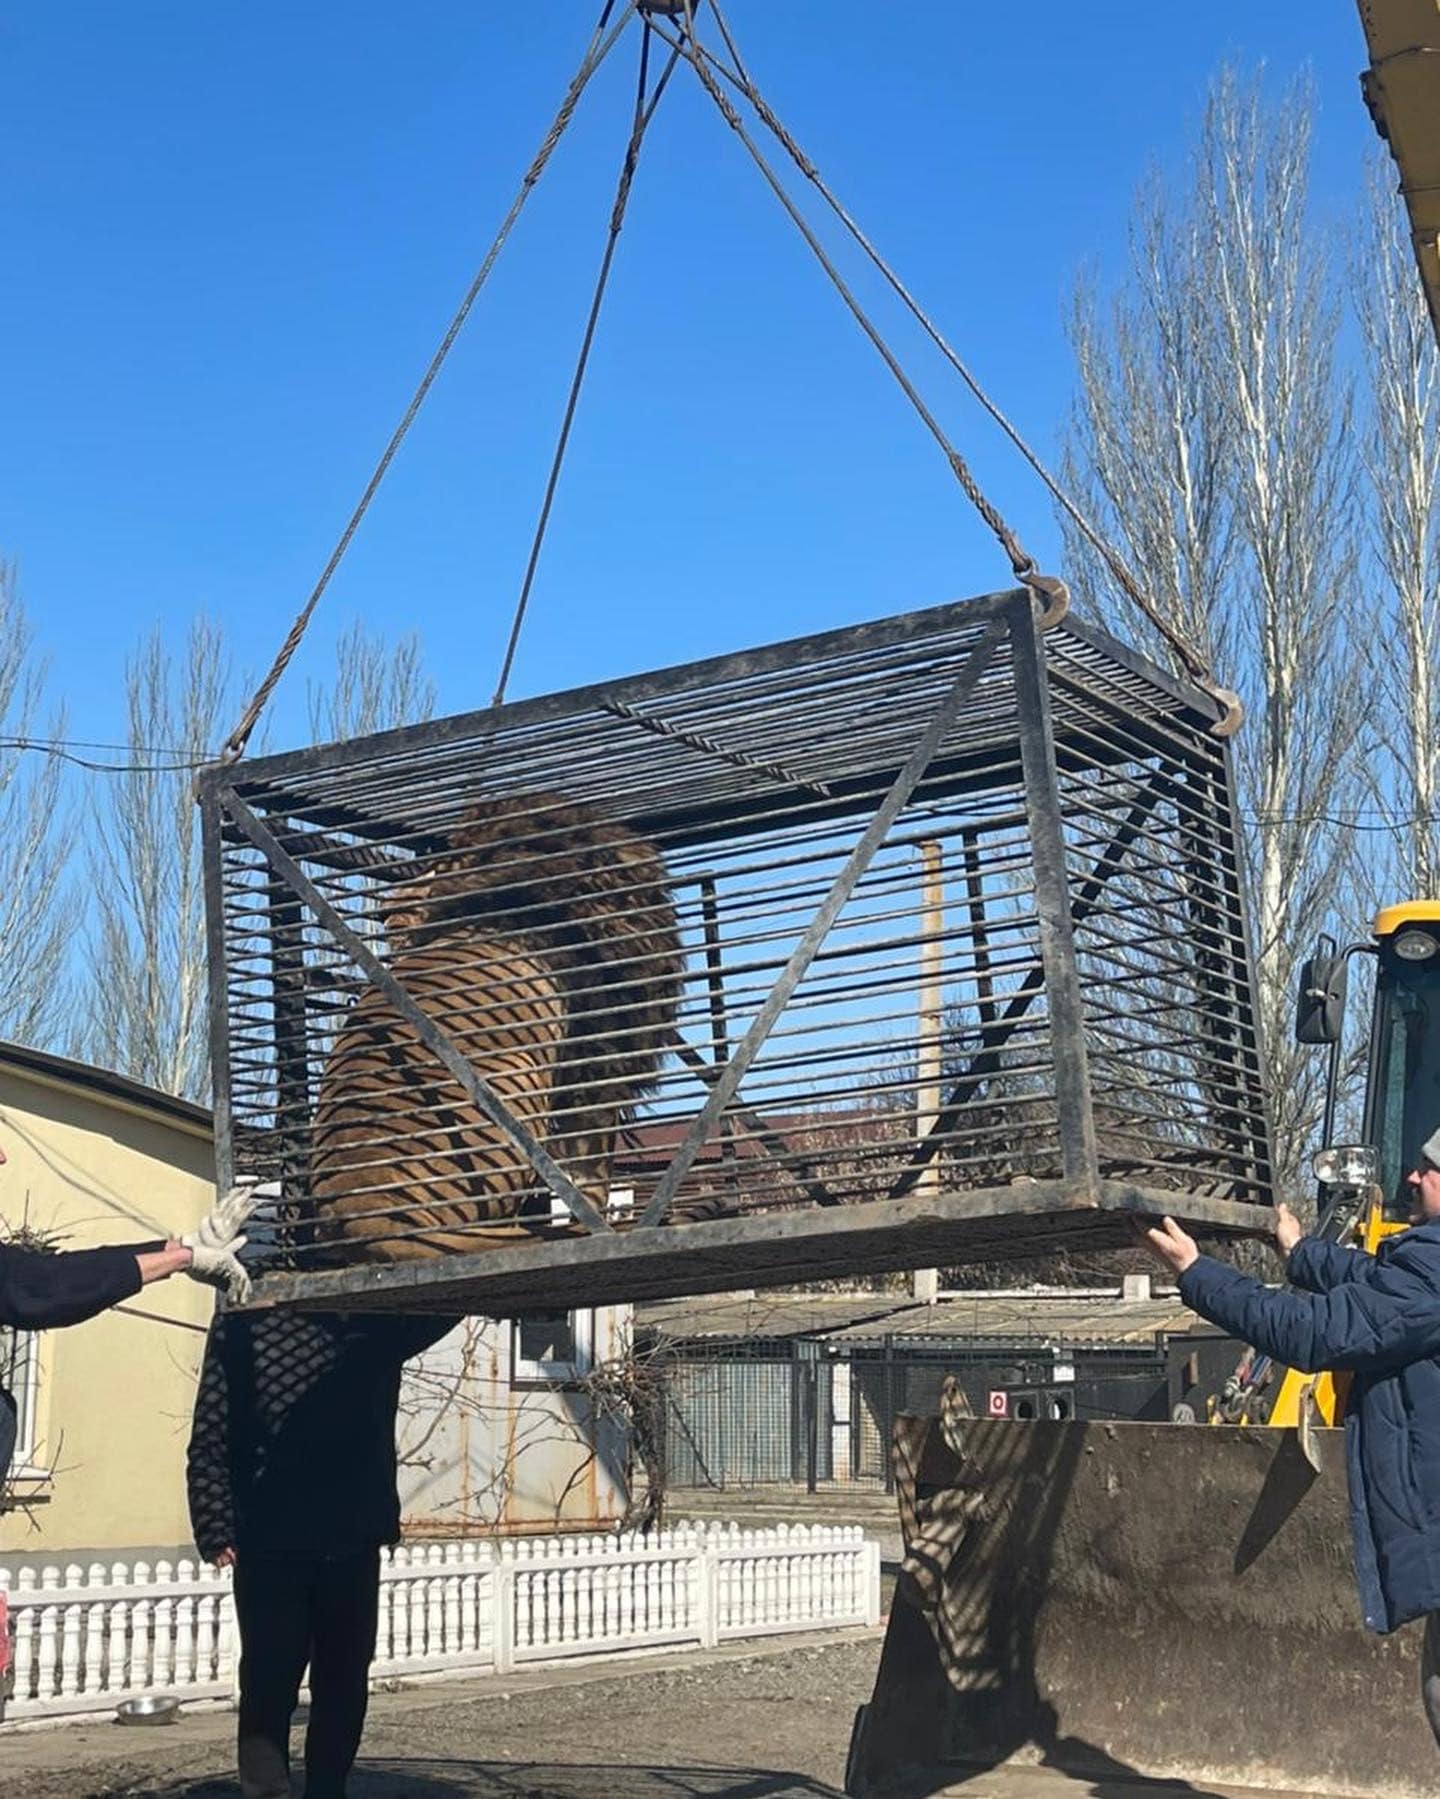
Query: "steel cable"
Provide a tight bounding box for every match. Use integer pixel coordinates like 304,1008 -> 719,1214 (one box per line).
647,15 -> 1063,616
656,5 -> 1238,729
219,2 -> 632,764
493,19 -> 681,707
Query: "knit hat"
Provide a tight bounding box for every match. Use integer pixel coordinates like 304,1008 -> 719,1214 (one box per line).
1421,1127 -> 1440,1170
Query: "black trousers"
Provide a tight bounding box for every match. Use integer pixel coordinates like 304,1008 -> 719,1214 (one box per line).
232,1547 -> 381,1799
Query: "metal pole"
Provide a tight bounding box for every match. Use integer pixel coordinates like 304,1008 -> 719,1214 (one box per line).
882,1337 -> 896,1496
640,617 -> 1010,1226
913,839 -> 943,1304
266,879 -> 309,1216
200,789 -> 236,1194
961,826 -> 996,1033
806,1357 -> 820,1495
700,877 -> 741,1200
1009,594 -> 1099,1197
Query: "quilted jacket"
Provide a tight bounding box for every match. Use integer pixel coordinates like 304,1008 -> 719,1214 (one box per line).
0,1242 -> 148,1488
186,1306 -> 456,1561
1181,1222 -> 1440,1633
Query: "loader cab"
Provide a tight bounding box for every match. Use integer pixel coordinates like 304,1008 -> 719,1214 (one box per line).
1261,905 -> 1440,1432
1366,904 -> 1440,1217
1298,902 -> 1440,1229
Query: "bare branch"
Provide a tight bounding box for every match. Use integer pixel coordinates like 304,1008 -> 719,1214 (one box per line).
306,621 -> 437,744
0,564 -> 74,1048
77,619 -> 233,1098
1062,65 -> 1363,1189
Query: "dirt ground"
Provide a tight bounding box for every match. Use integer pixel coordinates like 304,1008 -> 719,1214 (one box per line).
0,1630 -> 1358,1799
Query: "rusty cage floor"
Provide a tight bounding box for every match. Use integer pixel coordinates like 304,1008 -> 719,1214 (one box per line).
244,1183 -> 1270,1317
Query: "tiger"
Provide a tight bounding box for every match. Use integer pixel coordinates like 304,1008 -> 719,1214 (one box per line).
307,792 -> 684,1262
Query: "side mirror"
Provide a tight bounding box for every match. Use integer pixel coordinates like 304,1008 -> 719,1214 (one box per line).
1295,936 -> 1347,1045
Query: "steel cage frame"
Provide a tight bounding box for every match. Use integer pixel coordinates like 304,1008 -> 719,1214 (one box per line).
198,588 -> 1274,1316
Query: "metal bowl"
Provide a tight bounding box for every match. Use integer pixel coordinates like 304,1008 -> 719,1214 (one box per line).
115,1693 -> 181,1726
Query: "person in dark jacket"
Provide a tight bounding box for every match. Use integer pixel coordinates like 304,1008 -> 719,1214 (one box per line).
0,1139 -> 256,1490
187,1303 -> 457,1799
1143,1130 -> 1440,1745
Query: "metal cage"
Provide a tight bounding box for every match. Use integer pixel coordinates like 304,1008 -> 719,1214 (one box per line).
200,588 -> 1274,1315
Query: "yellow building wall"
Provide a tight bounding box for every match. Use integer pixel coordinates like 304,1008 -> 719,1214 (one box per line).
0,1065 -> 215,1556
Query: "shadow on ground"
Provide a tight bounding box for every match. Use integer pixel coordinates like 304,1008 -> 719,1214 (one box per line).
103,1759 -> 846,1798
934,1757 -> 1237,1798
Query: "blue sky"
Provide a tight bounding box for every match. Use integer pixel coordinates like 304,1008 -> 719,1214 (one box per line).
0,4 -> 1378,754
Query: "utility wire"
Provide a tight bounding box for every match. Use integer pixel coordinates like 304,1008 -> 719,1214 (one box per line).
0,736 -> 212,775
3,733 -> 1440,833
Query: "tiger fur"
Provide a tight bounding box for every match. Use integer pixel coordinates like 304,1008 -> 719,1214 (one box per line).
308,793 -> 684,1261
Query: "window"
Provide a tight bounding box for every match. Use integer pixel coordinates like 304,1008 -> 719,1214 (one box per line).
0,1326 -> 41,1476
1370,957 -> 1440,1213
511,1310 -> 594,1384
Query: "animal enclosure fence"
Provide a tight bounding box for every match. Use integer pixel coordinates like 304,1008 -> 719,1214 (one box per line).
199,589 -> 1274,1316
657,1337 -> 1173,1494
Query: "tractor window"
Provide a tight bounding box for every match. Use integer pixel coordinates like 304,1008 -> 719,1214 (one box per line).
1371,960 -> 1440,1212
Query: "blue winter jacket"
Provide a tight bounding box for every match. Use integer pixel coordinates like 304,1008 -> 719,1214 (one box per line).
1179,1220 -> 1440,1634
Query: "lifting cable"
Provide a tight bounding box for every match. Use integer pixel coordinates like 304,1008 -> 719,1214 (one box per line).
654,9 -> 1070,630
492,17 -> 681,708
222,0 -> 1239,763
218,1 -> 633,765
646,2 -> 1241,735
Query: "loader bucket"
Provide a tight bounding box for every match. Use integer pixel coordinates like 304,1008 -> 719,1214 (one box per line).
846,1415 -> 1437,1798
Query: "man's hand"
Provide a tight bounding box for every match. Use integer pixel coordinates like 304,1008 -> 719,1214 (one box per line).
1139,1215 -> 1200,1276
1274,1201 -> 1304,1257
211,1547 -> 236,1570
182,1185 -> 258,1305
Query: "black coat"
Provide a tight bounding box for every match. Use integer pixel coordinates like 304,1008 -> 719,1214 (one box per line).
186,1306 -> 457,1562
1181,1222 -> 1440,1633
0,1242 -> 147,1489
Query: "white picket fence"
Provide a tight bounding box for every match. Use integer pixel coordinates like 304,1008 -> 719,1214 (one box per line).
1,1522 -> 880,1723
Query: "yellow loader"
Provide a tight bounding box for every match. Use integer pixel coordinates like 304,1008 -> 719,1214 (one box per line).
849,18 -> 1440,1792
845,905 -> 1440,1797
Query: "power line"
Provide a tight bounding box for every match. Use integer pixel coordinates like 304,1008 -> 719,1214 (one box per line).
0,736 -> 211,775
5,734 -> 189,755
2,733 -> 1438,833
1242,813 -> 1439,834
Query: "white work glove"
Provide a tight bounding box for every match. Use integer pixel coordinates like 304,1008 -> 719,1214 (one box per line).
181,1184 -> 259,1305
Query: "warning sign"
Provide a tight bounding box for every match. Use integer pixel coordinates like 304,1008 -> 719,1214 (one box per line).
986,1390 -> 1009,1418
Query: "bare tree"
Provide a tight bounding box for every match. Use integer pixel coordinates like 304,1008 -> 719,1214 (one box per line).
78,618 -> 439,1099
0,565 -> 72,1049
397,1315 -> 646,1533
80,619 -> 233,1099
1063,66 -> 1363,1193
1355,159 -> 1440,900
306,621 -> 437,743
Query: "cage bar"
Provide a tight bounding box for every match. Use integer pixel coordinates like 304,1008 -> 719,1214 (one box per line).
199,588 -> 1274,1316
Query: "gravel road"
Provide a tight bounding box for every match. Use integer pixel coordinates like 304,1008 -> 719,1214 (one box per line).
3,1633 -> 876,1799
0,1631 -> 1348,1799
